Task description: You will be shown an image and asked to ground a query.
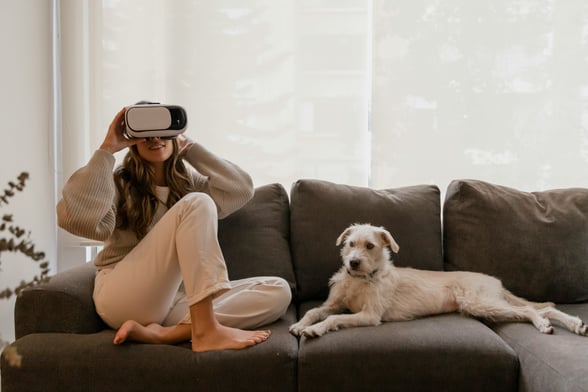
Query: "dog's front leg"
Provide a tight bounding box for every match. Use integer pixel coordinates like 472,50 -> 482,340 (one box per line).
302,310 -> 382,338
289,303 -> 343,336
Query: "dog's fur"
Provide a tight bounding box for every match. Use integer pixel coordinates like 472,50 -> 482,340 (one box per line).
289,223 -> 588,338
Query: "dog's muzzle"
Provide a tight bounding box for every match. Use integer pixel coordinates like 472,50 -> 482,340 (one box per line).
349,259 -> 361,270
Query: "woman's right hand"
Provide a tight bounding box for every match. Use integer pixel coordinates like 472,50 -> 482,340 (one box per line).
99,107 -> 144,154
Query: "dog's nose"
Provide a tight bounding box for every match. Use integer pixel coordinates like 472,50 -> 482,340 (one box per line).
350,259 -> 361,270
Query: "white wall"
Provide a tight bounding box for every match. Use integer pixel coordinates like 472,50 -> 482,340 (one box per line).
0,1 -> 56,344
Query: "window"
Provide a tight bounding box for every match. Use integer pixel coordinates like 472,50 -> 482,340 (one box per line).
58,0 -> 588,268
91,0 -> 371,188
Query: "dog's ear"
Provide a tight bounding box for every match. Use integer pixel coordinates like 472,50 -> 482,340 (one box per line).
379,228 -> 400,253
336,226 -> 354,246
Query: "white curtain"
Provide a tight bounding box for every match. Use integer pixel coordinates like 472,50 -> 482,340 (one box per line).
372,0 -> 588,192
58,0 -> 588,265
62,0 -> 371,189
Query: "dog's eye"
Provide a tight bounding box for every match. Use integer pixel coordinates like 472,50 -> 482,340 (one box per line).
366,242 -> 374,250
349,241 -> 355,247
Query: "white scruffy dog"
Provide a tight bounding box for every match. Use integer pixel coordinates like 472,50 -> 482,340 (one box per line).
289,223 -> 587,338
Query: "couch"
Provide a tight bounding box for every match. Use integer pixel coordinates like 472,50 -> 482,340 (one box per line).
2,178 -> 588,392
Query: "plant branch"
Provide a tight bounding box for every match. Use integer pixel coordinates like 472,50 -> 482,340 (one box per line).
0,172 -> 29,206
0,172 -> 51,299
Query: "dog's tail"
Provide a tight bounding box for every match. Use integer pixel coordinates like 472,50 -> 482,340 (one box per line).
502,289 -> 555,309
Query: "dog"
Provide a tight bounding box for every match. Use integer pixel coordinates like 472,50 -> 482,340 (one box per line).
289,223 -> 588,338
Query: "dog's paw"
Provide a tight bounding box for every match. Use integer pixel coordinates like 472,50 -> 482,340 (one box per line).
538,322 -> 554,334
289,322 -> 306,337
575,321 -> 587,336
301,323 -> 330,338
541,325 -> 554,334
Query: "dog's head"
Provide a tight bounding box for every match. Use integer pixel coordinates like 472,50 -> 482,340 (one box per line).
336,224 -> 399,278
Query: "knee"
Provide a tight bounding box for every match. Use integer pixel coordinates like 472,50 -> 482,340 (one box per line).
215,277 -> 292,329
265,277 -> 292,316
246,277 -> 292,318
276,277 -> 293,304
178,192 -> 218,219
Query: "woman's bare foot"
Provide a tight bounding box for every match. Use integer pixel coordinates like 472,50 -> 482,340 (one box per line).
114,320 -> 163,345
191,324 -> 271,352
113,320 -> 192,345
113,319 -> 269,352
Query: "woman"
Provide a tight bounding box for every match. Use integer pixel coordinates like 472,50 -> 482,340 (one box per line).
57,107 -> 291,352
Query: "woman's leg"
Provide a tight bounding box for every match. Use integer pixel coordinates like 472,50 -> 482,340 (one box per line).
95,192 -> 270,351
94,193 -> 228,327
114,321 -> 191,345
164,276 -> 292,329
113,294 -> 272,351
115,276 -> 291,347
189,295 -> 270,352
213,277 -> 292,329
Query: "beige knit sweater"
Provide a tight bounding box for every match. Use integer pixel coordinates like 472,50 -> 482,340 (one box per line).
57,143 -> 254,269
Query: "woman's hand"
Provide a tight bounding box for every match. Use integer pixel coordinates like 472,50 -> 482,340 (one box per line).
177,134 -> 195,156
99,107 -> 143,154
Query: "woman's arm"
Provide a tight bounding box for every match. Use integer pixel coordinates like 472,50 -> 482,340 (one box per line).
180,138 -> 254,219
57,107 -> 142,240
56,150 -> 118,241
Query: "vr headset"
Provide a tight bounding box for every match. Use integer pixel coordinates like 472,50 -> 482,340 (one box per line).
124,103 -> 188,139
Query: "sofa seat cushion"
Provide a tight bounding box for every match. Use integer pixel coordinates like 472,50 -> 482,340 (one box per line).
290,179 -> 443,301
2,306 -> 298,392
444,179 -> 588,303
218,183 -> 296,291
491,303 -> 588,392
296,301 -> 518,392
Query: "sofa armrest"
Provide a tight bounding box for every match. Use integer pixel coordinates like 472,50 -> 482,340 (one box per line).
14,262 -> 106,339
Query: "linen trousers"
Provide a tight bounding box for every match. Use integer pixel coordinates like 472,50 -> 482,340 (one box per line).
93,192 -> 291,330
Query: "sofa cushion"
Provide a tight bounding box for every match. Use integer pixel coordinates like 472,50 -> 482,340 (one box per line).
290,179 -> 443,301
297,301 -> 518,392
443,179 -> 588,303
491,303 -> 588,392
2,306 -> 299,392
218,183 -> 296,291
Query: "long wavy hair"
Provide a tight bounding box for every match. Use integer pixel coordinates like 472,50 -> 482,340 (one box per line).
113,140 -> 193,239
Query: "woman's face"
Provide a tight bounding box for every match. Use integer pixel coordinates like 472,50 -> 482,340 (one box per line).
136,137 -> 174,164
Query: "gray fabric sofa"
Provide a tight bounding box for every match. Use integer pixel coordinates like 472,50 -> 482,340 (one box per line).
2,179 -> 588,392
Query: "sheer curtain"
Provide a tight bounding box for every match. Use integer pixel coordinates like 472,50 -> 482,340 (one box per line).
77,0 -> 371,189
58,0 -> 588,267
372,0 -> 588,192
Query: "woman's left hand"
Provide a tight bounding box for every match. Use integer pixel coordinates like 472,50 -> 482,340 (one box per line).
177,134 -> 195,156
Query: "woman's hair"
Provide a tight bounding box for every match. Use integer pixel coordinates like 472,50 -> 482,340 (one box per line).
113,140 -> 193,239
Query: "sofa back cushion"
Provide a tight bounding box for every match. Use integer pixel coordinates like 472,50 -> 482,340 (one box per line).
290,179 -> 443,301
443,179 -> 588,303
218,183 -> 296,291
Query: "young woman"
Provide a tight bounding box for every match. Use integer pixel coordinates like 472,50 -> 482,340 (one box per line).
57,106 -> 291,352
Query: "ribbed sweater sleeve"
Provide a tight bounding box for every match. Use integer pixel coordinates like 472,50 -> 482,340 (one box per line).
57,144 -> 253,268
184,142 -> 254,219
56,149 -> 118,241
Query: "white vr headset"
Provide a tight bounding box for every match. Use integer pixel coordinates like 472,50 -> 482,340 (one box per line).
124,103 -> 188,139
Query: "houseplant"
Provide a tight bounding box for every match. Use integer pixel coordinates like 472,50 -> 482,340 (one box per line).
1,172 -> 50,366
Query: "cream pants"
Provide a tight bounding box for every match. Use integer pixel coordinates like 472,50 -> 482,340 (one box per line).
93,192 -> 291,330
